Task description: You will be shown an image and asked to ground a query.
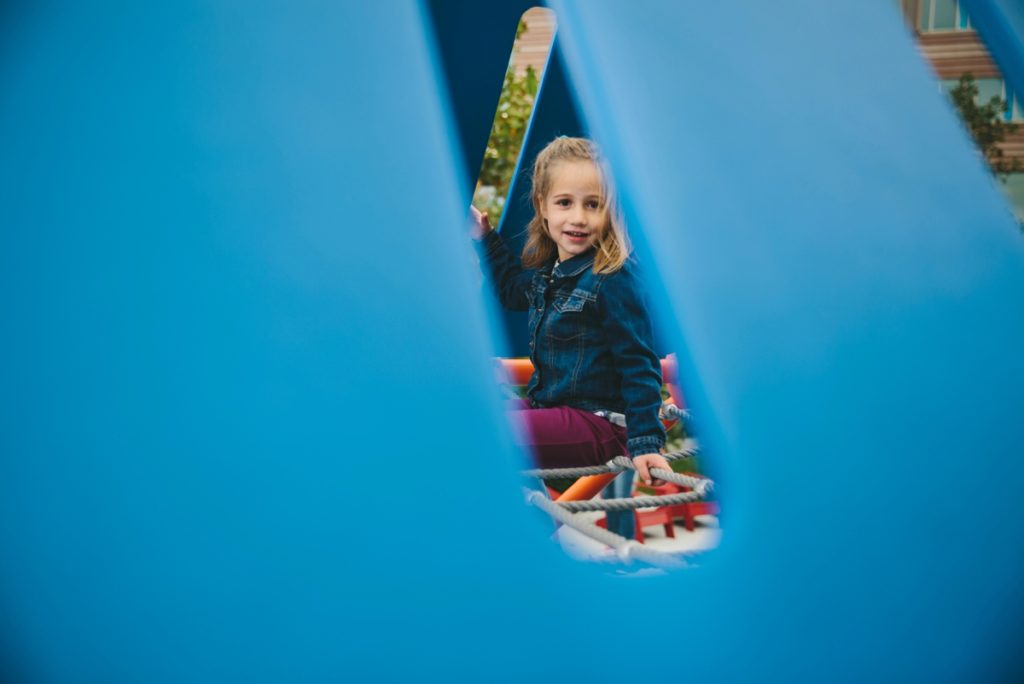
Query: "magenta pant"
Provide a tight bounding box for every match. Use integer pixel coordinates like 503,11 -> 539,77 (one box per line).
506,399 -> 628,469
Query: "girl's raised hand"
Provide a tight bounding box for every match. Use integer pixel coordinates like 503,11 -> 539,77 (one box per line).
633,453 -> 671,486
469,205 -> 492,239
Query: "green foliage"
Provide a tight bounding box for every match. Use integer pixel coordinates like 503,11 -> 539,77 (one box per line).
948,74 -> 1021,180
474,20 -> 540,226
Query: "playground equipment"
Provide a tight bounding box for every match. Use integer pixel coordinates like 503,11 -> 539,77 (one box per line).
500,355 -> 703,535
2,0 -> 1024,681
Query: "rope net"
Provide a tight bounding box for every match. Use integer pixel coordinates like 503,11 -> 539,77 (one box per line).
521,409 -> 717,569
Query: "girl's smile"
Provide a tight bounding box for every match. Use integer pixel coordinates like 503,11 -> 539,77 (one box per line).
540,160 -> 606,262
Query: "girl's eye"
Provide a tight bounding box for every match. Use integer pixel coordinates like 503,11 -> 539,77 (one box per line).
555,199 -> 571,207
586,201 -> 601,210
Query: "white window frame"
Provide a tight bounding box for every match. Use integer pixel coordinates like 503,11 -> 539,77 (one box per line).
1003,84 -> 1024,122
920,0 -> 971,32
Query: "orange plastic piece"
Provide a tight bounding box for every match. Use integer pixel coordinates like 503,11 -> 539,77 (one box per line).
500,357 -> 535,386
555,473 -> 618,502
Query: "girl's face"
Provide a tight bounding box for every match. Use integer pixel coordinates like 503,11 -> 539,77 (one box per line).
540,160 -> 606,263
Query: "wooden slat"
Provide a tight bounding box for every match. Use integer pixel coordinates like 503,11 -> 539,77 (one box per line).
511,7 -> 555,78
917,31 -> 1001,78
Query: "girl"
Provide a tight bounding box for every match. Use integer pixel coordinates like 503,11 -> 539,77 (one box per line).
471,137 -> 670,486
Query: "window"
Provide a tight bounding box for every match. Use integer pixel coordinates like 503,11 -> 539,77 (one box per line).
976,78 -> 1003,105
1005,174 -> 1024,218
1006,88 -> 1024,123
918,0 -> 970,32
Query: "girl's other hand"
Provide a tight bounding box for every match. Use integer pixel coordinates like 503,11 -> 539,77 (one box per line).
633,453 -> 671,486
469,205 -> 492,239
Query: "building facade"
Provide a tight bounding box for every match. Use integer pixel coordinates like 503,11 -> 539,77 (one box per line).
899,0 -> 1024,218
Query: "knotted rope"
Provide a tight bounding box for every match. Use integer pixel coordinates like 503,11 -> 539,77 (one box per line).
558,489 -> 707,513
524,489 -> 689,569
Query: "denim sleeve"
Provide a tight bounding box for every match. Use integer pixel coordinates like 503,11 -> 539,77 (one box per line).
597,266 -> 666,458
476,230 -> 533,311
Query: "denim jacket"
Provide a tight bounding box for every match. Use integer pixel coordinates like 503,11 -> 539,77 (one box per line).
480,230 -> 665,458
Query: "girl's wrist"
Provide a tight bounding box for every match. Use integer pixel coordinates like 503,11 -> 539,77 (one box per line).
626,435 -> 665,459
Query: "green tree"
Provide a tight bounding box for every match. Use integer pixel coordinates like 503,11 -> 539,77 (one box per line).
473,19 -> 540,226
948,74 -> 1021,180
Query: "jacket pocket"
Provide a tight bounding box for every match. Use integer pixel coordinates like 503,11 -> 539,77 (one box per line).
551,288 -> 593,314
548,288 -> 593,340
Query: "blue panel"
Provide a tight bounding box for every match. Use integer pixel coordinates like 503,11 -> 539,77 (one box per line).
963,0 -> 1024,104
552,0 -> 1024,680
3,0 -> 1024,681
933,0 -> 958,30
0,2 -> 556,681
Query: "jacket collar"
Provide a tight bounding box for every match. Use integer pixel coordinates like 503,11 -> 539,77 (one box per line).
550,249 -> 595,279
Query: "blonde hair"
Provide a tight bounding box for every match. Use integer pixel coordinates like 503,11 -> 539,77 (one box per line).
520,137 -> 630,274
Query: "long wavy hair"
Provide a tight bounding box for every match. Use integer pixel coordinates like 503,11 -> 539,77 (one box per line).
520,137 -> 630,274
